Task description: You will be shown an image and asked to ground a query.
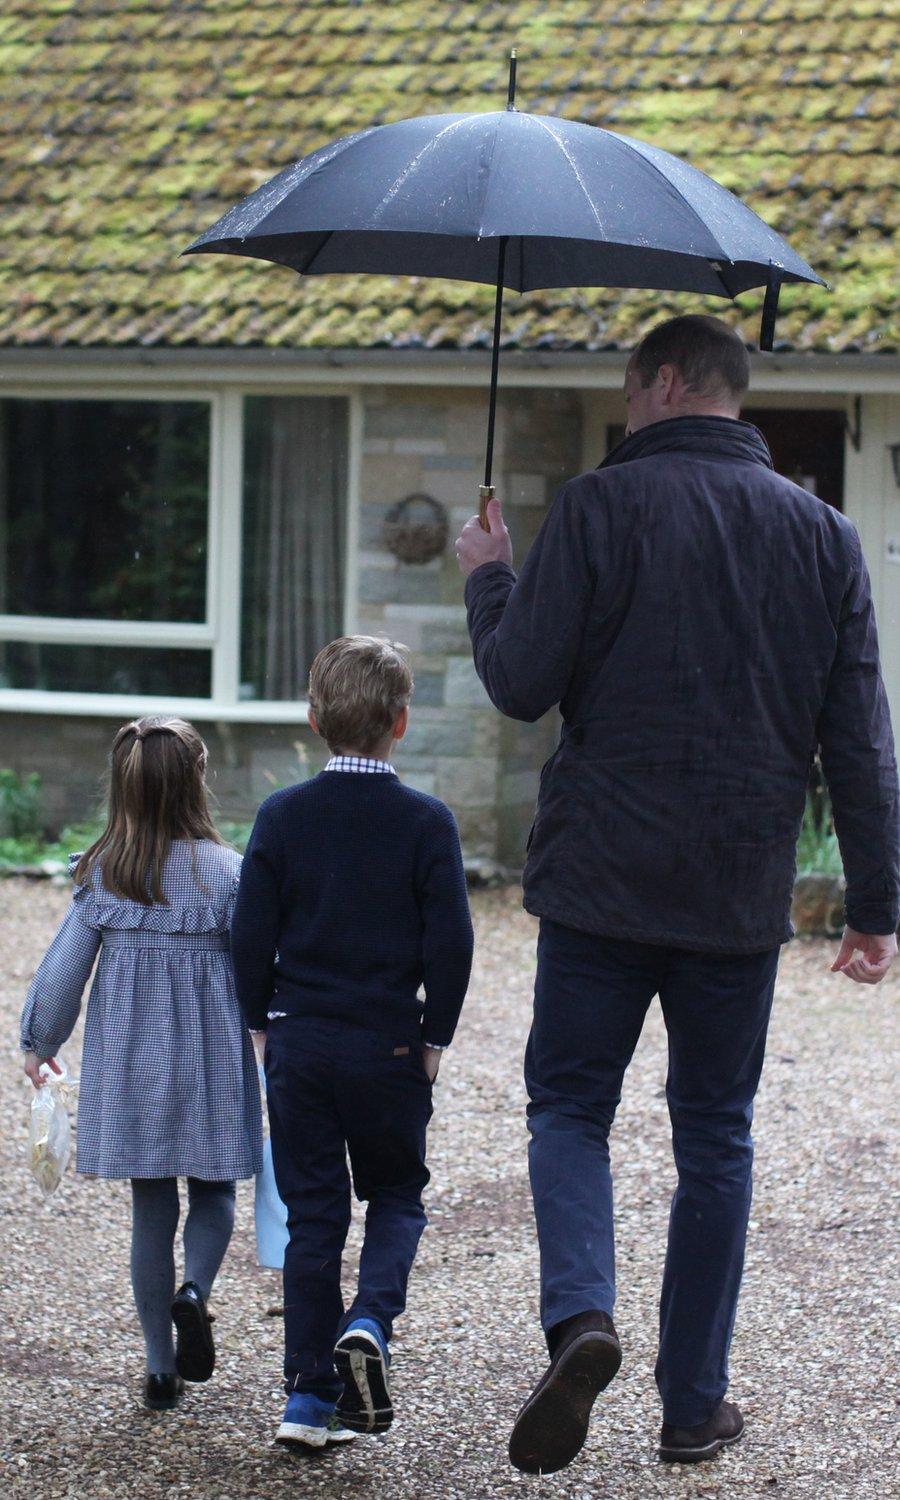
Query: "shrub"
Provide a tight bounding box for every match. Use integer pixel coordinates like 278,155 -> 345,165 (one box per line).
796,792 -> 843,877
0,769 -> 44,840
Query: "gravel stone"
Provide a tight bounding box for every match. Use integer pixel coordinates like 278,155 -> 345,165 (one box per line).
1,880 -> 897,1499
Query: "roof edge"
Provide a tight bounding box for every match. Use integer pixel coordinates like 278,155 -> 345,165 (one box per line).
0,346 -> 897,394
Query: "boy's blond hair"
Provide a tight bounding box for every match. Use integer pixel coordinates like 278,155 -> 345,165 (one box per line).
308,636 -> 413,755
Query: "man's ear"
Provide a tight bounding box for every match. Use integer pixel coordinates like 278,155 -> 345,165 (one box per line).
308,708 -> 320,736
656,363 -> 678,405
393,705 -> 409,742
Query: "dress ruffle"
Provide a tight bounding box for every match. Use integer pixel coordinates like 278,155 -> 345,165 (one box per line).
26,841 -> 258,1179
69,849 -> 241,934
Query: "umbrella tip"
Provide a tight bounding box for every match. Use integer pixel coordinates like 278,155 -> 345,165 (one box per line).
507,48 -> 518,109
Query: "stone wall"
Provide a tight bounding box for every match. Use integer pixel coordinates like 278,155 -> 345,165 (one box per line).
358,383 -> 582,863
0,714 -> 328,836
0,383 -> 583,865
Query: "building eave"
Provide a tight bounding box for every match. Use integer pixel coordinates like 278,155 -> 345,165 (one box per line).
0,344 -> 897,395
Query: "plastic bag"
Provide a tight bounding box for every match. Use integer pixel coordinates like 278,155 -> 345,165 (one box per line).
28,1061 -> 72,1198
254,1064 -> 289,1268
255,1136 -> 290,1269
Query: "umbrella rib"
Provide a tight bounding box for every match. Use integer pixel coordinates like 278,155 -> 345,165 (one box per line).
515,235 -> 525,294
527,116 -> 605,233
712,260 -> 740,299
297,232 -> 334,276
210,128 -> 378,246
604,131 -> 736,270
475,111 -> 505,243
371,117 -> 475,224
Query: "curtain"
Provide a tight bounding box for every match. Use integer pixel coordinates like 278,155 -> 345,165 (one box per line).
243,397 -> 348,702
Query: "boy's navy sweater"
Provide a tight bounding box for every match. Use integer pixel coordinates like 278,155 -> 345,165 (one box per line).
230,771 -> 474,1047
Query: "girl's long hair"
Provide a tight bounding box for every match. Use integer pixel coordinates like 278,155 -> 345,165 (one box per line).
74,716 -> 222,905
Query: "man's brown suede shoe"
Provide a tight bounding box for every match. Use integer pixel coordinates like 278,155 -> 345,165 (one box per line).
508,1311 -> 622,1475
658,1399 -> 744,1463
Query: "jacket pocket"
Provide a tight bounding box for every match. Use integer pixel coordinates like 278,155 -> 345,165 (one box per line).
525,748 -> 562,857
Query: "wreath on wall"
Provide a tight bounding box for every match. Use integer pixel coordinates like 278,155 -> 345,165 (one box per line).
382,493 -> 449,565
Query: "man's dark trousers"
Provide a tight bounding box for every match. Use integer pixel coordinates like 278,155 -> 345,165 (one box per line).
526,918 -> 779,1428
265,1016 -> 433,1398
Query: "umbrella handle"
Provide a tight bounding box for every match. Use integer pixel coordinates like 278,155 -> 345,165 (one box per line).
478,484 -> 494,531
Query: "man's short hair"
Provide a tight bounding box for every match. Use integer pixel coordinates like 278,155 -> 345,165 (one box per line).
308,635 -> 413,755
632,314 -> 750,403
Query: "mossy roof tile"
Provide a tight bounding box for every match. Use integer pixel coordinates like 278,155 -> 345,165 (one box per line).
0,0 -> 896,353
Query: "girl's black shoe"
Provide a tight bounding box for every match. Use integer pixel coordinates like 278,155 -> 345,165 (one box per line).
144,1373 -> 184,1410
172,1280 -> 216,1382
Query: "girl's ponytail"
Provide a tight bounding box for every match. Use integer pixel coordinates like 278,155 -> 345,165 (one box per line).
75,717 -> 222,905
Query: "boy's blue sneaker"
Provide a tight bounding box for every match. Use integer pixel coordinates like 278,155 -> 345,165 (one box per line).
325,1412 -> 357,1445
275,1392 -> 356,1449
334,1318 -> 393,1433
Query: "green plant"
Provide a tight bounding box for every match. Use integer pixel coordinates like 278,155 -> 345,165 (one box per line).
0,819 -> 105,870
41,821 -> 106,861
0,836 -> 44,867
216,821 -> 254,852
0,769 -> 44,839
796,793 -> 843,877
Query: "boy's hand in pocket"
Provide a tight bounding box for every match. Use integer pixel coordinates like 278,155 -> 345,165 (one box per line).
422,1045 -> 443,1084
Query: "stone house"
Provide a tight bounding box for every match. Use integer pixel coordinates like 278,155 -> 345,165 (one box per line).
0,1 -> 897,864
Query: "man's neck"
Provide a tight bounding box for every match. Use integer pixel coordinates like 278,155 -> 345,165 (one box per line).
666,402 -> 740,423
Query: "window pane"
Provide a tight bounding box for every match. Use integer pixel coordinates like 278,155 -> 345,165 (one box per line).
241,396 -> 348,702
0,643 -> 211,697
0,398 -> 209,621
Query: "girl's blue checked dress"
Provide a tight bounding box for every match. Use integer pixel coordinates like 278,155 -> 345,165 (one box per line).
20,841 -> 263,1181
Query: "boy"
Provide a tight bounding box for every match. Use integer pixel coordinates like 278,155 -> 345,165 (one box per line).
231,635 -> 474,1449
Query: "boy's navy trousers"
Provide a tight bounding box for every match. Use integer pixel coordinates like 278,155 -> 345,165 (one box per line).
526,918 -> 779,1428
265,1016 -> 433,1398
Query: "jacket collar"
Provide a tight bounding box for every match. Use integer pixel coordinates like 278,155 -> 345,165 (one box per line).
599,415 -> 774,471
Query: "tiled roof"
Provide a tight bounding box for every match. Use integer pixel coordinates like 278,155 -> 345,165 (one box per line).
0,1 -> 896,355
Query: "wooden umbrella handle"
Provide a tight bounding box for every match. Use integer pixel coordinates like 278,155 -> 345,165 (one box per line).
478,483 -> 494,532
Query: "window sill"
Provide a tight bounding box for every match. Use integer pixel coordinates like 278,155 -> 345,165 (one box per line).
0,689 -> 312,724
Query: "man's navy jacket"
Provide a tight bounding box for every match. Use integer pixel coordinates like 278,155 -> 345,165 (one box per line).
465,415 -> 900,952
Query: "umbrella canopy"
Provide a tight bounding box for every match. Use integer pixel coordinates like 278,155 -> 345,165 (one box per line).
186,63 -> 824,509
186,110 -> 821,300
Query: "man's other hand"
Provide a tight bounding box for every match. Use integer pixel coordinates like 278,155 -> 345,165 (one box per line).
830,927 -> 897,984
455,497 -> 513,577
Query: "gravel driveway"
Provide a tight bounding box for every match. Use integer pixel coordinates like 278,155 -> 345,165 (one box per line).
1,879 -> 897,1500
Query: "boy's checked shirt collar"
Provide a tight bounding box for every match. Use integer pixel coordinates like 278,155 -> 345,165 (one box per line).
324,754 -> 397,775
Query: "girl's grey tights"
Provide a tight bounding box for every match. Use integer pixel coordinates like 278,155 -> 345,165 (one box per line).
130,1177 -> 236,1374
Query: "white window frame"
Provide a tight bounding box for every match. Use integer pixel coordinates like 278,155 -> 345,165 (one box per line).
0,379 -> 362,722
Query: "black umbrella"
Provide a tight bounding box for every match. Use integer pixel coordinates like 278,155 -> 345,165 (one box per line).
186,55 -> 823,525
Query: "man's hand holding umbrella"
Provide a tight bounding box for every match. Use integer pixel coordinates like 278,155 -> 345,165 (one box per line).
455,498 -> 512,578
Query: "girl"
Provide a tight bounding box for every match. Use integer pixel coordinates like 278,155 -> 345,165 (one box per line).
21,716 -> 263,1411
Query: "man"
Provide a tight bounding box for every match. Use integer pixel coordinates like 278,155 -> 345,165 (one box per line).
455,315 -> 899,1472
